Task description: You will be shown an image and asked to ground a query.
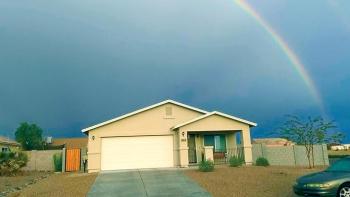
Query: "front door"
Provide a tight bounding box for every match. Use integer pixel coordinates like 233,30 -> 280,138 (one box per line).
188,134 -> 197,163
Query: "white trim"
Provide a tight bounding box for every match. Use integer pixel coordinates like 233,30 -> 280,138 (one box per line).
172,111 -> 257,129
82,100 -> 207,132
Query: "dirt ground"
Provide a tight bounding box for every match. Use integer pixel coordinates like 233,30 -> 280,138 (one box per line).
185,165 -> 323,197
328,150 -> 350,156
9,173 -> 97,197
0,171 -> 50,195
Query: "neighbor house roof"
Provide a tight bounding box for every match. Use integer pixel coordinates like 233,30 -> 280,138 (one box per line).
0,136 -> 20,146
82,100 -> 208,132
51,137 -> 88,149
172,111 -> 257,129
253,138 -> 295,146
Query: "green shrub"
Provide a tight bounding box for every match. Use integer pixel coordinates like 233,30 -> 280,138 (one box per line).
198,159 -> 214,172
53,153 -> 62,172
0,151 -> 28,176
255,157 -> 270,166
229,156 -> 244,167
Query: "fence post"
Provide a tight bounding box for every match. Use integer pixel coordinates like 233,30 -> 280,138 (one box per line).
260,143 -> 264,158
62,148 -> 66,172
321,144 -> 325,166
292,145 -> 297,166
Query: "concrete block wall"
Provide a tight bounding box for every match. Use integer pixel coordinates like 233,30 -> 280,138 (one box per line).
252,144 -> 329,167
22,150 -> 62,171
265,146 -> 295,166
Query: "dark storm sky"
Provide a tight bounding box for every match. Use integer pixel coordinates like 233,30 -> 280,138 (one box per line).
0,0 -> 349,142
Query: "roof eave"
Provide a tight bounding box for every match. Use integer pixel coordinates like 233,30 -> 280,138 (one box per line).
172,111 -> 257,130
82,99 -> 208,133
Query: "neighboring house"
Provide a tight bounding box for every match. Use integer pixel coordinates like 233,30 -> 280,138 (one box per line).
253,138 -> 295,147
82,100 -> 257,173
330,144 -> 347,151
343,144 -> 350,150
0,136 -> 21,152
50,137 -> 88,149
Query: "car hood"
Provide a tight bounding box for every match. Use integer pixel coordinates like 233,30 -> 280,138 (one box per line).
298,171 -> 350,184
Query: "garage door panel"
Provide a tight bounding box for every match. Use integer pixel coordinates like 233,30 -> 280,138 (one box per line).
101,136 -> 174,171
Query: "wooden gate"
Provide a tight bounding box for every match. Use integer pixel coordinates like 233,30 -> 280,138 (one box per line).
66,149 -> 81,172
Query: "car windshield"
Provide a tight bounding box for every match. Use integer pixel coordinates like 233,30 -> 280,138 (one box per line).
326,159 -> 350,172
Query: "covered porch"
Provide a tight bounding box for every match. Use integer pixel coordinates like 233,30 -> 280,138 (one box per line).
172,111 -> 256,167
187,131 -> 244,165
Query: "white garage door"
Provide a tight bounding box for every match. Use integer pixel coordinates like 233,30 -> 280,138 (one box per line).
101,135 -> 174,171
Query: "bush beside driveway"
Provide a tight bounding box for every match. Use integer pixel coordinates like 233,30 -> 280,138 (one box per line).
185,165 -> 324,197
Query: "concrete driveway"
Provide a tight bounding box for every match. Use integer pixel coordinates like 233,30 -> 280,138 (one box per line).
88,169 -> 211,197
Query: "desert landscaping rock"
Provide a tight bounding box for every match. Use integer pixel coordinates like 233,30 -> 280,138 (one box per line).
185,165 -> 324,197
12,172 -> 97,197
0,171 -> 51,197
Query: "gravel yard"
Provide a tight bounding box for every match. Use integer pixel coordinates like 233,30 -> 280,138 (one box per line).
0,171 -> 51,196
1,166 -> 322,197
185,165 -> 324,197
9,173 -> 97,197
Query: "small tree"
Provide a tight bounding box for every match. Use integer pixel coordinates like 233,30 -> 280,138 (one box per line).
15,122 -> 44,150
328,132 -> 345,145
278,115 -> 343,168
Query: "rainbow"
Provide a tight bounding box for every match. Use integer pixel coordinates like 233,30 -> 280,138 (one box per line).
235,0 -> 326,115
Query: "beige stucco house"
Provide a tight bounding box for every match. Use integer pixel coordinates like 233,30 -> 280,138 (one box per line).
82,100 -> 257,173
0,136 -> 21,152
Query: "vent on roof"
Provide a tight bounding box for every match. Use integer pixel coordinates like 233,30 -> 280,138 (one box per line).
165,106 -> 173,116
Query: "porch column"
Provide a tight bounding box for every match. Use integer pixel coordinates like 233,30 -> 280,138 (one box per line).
204,146 -> 214,161
178,129 -> 189,167
226,132 -> 237,149
241,127 -> 253,165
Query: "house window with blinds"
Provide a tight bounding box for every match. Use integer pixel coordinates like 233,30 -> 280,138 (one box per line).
204,135 -> 227,152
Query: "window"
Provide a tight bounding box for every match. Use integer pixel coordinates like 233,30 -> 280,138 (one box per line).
1,147 -> 9,152
214,136 -> 221,151
204,135 -> 226,152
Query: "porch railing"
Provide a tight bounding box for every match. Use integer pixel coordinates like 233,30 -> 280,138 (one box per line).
213,147 -> 245,164
188,147 -> 245,164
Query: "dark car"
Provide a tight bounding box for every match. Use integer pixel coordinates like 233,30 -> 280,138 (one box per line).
294,157 -> 350,197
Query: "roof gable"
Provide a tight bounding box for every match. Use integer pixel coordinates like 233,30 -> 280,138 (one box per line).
0,136 -> 20,146
172,111 -> 257,129
82,100 -> 207,132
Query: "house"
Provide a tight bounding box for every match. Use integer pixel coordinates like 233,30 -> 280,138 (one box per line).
253,138 -> 295,147
82,100 -> 257,173
343,144 -> 350,150
329,144 -> 349,151
0,136 -> 21,152
50,137 -> 88,149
